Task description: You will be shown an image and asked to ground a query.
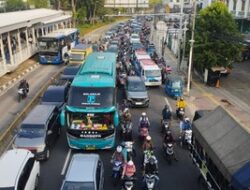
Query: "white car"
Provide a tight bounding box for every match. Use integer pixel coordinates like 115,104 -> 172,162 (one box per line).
130,33 -> 140,44
0,149 -> 40,190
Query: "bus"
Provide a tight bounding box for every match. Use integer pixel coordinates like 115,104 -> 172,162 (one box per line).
38,28 -> 79,64
133,50 -> 162,86
61,52 -> 119,150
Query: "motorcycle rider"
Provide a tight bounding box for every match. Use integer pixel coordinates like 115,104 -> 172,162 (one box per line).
143,135 -> 153,151
111,145 -> 125,164
18,79 -> 29,96
176,97 -> 186,119
180,117 -> 192,133
139,112 -> 150,129
121,160 -> 136,179
122,108 -> 132,123
161,105 -> 172,128
163,130 -> 178,161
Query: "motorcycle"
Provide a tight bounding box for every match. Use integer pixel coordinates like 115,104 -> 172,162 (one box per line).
144,173 -> 158,190
117,72 -> 127,87
139,127 -> 149,141
17,88 -> 27,102
161,119 -> 170,133
122,176 -> 136,190
121,121 -> 133,141
180,129 -> 192,149
143,150 -> 154,167
164,143 -> 174,165
176,107 -> 185,120
112,160 -> 123,185
121,141 -> 135,161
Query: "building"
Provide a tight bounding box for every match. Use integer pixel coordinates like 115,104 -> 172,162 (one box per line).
0,9 -> 72,76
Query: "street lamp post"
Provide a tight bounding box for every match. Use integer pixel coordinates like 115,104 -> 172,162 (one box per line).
186,0 -> 196,95
182,20 -> 188,65
177,0 -> 184,72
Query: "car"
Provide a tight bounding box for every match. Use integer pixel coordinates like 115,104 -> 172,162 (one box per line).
60,65 -> 80,82
130,33 -> 140,44
125,76 -> 149,107
41,84 -> 69,111
61,154 -> 104,190
0,149 -> 40,190
13,104 -> 60,160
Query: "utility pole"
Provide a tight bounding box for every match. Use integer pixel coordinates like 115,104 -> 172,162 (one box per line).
177,0 -> 184,72
187,0 -> 196,95
182,20 -> 188,65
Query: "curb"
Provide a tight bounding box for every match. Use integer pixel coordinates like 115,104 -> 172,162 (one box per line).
0,63 -> 40,96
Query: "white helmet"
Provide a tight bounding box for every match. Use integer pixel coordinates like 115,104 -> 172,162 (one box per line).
185,117 -> 190,122
141,112 -> 146,117
127,160 -> 134,166
116,145 -> 122,153
124,108 -> 129,113
146,135 -> 151,141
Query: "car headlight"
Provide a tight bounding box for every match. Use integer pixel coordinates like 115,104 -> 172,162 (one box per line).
37,144 -> 46,153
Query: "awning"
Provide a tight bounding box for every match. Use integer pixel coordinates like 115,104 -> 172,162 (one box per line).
231,161 -> 250,190
192,106 -> 250,181
42,15 -> 71,25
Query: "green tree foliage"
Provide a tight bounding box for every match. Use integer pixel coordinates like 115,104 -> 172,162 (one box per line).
193,2 -> 243,71
6,0 -> 26,11
29,0 -> 48,8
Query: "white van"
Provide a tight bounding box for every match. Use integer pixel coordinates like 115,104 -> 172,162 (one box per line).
0,149 -> 40,190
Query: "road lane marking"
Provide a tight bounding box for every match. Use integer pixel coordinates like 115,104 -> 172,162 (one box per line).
164,97 -> 173,112
61,149 -> 71,175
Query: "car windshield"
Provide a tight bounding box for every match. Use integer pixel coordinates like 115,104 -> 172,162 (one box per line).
172,81 -> 182,88
18,124 -> 45,138
145,70 -> 161,77
62,182 -> 95,190
128,81 -> 146,92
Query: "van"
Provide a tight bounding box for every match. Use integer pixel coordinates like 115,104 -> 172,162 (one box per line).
0,149 -> 40,190
61,154 -> 104,190
69,44 -> 93,64
13,105 -> 60,160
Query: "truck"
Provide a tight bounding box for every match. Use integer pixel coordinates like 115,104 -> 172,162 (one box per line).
69,44 -> 93,64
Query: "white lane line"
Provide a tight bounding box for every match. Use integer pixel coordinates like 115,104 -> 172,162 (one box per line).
164,97 -> 173,112
61,149 -> 72,175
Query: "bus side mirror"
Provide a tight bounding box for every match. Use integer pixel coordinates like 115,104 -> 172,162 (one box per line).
60,110 -> 65,127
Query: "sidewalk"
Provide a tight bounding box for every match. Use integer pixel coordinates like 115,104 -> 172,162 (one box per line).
156,36 -> 250,131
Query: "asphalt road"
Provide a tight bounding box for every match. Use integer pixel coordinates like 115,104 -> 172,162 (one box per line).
38,86 -> 201,190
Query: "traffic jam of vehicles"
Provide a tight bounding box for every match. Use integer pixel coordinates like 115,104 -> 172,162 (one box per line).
1,17 -> 212,190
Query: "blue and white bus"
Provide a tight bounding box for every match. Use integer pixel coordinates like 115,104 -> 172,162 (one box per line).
60,52 -> 119,150
38,28 -> 79,64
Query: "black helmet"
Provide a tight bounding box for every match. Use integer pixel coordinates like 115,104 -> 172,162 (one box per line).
165,105 -> 169,109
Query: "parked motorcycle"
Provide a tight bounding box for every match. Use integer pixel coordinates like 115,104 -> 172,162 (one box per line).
112,160 -> 123,185
164,143 -> 174,165
144,173 -> 158,190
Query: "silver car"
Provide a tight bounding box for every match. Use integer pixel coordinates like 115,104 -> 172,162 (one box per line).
125,76 -> 149,107
61,154 -> 104,190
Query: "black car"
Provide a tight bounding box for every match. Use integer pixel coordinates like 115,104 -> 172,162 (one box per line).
60,65 -> 80,82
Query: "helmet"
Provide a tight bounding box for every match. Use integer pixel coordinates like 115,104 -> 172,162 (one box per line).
124,108 -> 129,113
185,117 -> 190,122
127,160 -> 134,166
167,130 -> 171,134
149,157 -> 156,165
146,135 -> 151,141
142,112 -> 146,117
116,145 -> 122,153
180,97 -> 184,101
165,105 -> 169,109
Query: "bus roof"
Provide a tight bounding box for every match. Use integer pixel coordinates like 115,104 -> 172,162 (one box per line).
72,52 -> 116,87
40,28 -> 78,39
140,59 -> 161,70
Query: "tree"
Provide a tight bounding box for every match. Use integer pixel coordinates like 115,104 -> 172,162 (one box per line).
193,2 -> 243,72
6,0 -> 26,11
28,0 -> 49,8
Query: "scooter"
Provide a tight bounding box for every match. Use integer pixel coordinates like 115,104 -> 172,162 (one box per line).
122,176 -> 136,190
164,143 -> 174,165
112,160 -> 123,185
180,129 -> 192,149
121,121 -> 133,141
144,173 -> 158,190
161,119 -> 170,133
122,141 -> 135,161
17,88 -> 27,102
118,72 -> 127,87
176,108 -> 185,120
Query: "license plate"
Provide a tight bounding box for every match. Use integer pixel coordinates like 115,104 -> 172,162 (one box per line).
135,102 -> 143,105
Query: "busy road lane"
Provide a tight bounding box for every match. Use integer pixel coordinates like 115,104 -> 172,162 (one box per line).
38,86 -> 201,190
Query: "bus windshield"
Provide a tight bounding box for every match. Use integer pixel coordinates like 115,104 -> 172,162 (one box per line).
38,39 -> 59,52
68,87 -> 114,108
145,70 -> 161,77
